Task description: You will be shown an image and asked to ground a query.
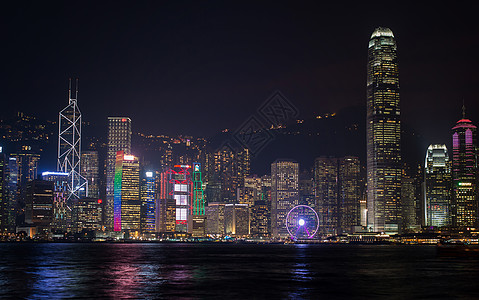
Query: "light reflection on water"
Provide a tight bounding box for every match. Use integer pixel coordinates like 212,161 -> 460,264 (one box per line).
0,243 -> 478,299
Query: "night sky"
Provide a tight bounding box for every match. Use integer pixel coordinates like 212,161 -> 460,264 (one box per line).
2,1 -> 478,148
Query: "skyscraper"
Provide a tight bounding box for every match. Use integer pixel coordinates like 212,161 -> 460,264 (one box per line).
106,117 -> 132,231
57,79 -> 87,201
314,157 -> 338,236
314,156 -> 361,235
338,156 -> 361,234
271,159 -> 299,238
366,27 -> 401,233
81,151 -> 100,198
113,151 -> 140,233
451,114 -> 477,227
424,145 -> 451,227
140,171 -> 157,233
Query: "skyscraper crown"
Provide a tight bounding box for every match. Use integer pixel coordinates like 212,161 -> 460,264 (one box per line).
370,27 -> 394,39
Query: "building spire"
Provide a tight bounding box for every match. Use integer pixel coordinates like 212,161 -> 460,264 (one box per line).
462,100 -> 466,119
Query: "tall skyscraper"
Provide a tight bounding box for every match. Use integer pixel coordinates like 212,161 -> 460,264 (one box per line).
81,151 -> 100,198
314,156 -> 361,235
106,117 -> 132,230
424,145 -> 451,227
366,27 -> 401,233
113,152 -> 140,233
314,157 -> 338,236
451,113 -> 477,227
271,159 -> 299,238
57,79 -> 87,201
140,171 -> 157,233
338,157 -> 361,234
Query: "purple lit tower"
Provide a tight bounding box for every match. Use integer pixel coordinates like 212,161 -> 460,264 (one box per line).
451,107 -> 478,228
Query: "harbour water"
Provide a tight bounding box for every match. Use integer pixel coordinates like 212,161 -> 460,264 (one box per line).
0,243 -> 477,299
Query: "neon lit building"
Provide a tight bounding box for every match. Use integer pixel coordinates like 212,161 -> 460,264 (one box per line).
140,171 -> 157,233
271,159 -> 299,238
168,165 -> 192,233
42,172 -> 69,232
451,115 -> 477,227
107,117 -> 131,231
192,163 -> 206,237
366,27 -> 401,233
113,151 -> 140,232
424,145 -> 451,227
192,163 -> 205,215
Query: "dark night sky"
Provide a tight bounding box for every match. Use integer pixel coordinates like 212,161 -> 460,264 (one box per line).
2,1 -> 479,151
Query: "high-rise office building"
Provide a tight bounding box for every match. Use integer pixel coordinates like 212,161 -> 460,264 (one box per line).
224,203 -> 250,236
73,198 -> 102,233
424,145 -> 451,227
205,202 -> 225,236
106,117 -> 132,230
366,27 -> 401,233
57,79 -> 87,201
42,172 -> 69,232
212,147 -> 250,202
314,156 -> 361,235
271,159 -> 299,238
81,151 -> 100,198
140,171 -> 157,233
250,199 -> 270,237
25,180 -> 54,235
314,157 -> 339,236
451,114 -> 477,227
113,152 -> 140,233
338,157 -> 361,234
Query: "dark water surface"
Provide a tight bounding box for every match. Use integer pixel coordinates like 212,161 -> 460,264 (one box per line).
0,243 -> 477,299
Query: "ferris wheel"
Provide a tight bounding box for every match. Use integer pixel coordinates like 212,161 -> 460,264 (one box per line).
286,205 -> 319,240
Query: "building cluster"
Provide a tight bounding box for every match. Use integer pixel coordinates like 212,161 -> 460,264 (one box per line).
0,27 -> 477,241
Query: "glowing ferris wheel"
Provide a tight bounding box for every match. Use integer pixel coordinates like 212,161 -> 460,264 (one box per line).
286,205 -> 319,240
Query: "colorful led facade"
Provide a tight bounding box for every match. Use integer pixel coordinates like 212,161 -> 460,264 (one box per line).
113,151 -> 140,232
452,116 -> 477,227
192,163 -> 205,216
140,171 -> 157,233
424,144 -> 451,227
366,27 -> 401,233
107,117 -> 132,231
168,165 -> 192,232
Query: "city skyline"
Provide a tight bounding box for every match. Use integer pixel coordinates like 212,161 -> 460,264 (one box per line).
2,2 -> 478,147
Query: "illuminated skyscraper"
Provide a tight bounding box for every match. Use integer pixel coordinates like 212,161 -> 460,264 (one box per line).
106,117 -> 131,231
81,151 -> 100,198
169,165 -> 192,233
451,113 -> 477,227
191,163 -> 206,237
338,157 -> 361,234
271,159 -> 299,238
113,152 -> 140,233
140,171 -> 157,233
314,156 -> 361,235
42,171 -> 69,232
25,180 -> 54,235
366,27 -> 401,233
57,79 -> 87,201
424,145 -> 451,227
314,157 -> 338,236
